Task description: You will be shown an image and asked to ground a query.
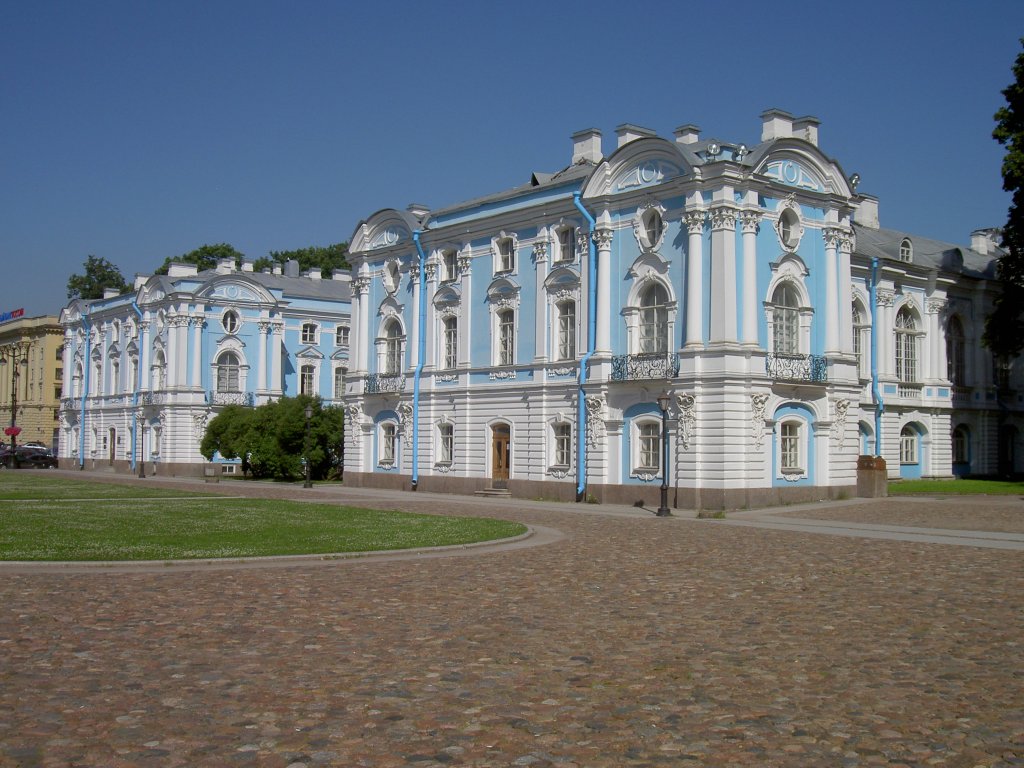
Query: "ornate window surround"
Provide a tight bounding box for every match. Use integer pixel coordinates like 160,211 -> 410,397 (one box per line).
765,256 -> 812,356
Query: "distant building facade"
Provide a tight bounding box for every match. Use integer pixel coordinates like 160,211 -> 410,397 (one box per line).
341,110 -> 1020,509
0,314 -> 64,451
58,258 -> 351,475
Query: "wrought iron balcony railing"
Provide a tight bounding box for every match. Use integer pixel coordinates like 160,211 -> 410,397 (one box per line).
207,390 -> 254,406
141,392 -> 166,405
765,353 -> 827,383
366,374 -> 406,394
611,352 -> 680,381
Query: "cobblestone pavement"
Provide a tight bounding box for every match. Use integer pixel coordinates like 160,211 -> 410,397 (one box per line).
1,475 -> 1022,767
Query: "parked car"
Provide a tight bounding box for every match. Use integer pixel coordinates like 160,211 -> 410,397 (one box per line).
0,446 -> 58,469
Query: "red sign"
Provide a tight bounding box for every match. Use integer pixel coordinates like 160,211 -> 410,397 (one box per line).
4,426 -> 21,437
0,308 -> 24,324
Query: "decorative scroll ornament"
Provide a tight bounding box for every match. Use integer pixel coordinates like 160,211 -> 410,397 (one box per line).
830,399 -> 850,446
585,395 -> 606,448
675,393 -> 696,450
751,392 -> 770,448
396,401 -> 414,448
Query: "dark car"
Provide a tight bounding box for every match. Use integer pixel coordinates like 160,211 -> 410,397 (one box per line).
1,447 -> 58,469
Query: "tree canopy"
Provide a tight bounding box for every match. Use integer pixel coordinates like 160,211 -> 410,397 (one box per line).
985,38 -> 1024,358
154,243 -> 245,276
66,255 -> 129,300
200,396 -> 344,481
252,243 -> 349,277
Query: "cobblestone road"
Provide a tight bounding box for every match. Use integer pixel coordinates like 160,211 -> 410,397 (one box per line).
1,475 -> 1022,767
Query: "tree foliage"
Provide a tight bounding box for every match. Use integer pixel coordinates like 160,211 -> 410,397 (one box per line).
200,396 -> 344,481
252,243 -> 349,277
985,38 -> 1024,358
154,243 -> 245,276
66,255 -> 129,300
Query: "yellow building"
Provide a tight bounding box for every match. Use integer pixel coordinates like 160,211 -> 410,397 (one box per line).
0,314 -> 64,452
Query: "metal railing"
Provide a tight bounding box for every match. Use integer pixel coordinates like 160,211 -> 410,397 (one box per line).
765,353 -> 828,383
611,353 -> 680,381
366,374 -> 406,393
207,390 -> 254,406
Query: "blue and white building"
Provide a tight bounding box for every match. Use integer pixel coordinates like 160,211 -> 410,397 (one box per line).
342,110 -> 1021,509
58,257 -> 351,475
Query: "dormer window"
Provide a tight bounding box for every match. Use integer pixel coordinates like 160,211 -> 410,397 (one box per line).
899,238 -> 913,263
497,237 -> 515,272
641,209 -> 664,249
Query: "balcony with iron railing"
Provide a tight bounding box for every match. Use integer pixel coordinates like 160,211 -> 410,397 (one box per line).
765,353 -> 828,383
207,390 -> 254,406
611,353 -> 680,382
366,373 -> 407,394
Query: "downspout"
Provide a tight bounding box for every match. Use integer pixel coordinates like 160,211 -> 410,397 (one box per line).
79,309 -> 91,468
869,257 -> 884,454
573,192 -> 598,502
411,231 -> 429,490
129,301 -> 143,473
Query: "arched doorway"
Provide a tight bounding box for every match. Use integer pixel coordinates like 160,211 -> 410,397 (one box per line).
491,423 -> 511,489
108,427 -> 116,466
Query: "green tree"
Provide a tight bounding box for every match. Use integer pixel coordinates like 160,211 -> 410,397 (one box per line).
985,38 -> 1024,357
252,243 -> 349,277
200,396 -> 344,481
154,243 -> 245,276
66,255 -> 130,300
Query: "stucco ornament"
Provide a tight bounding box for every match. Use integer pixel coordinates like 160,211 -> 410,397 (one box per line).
345,405 -> 363,444
192,410 -> 211,441
675,393 -> 696,450
585,395 -> 606,449
831,399 -> 850,446
396,401 -> 414,448
751,393 -> 771,448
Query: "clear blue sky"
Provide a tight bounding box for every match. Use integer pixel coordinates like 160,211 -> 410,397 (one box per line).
3,1 -> 1024,317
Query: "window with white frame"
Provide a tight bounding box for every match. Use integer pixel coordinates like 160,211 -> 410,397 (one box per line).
780,421 -> 802,472
333,366 -> 345,399
556,300 -> 576,361
383,320 -> 403,375
335,325 -> 350,347
300,363 -> 316,395
380,422 -> 397,465
496,237 -> 515,273
778,208 -> 801,251
442,316 -> 458,369
557,226 -> 577,263
553,422 -> 572,468
641,209 -> 664,249
772,283 -> 801,355
441,249 -> 458,282
946,316 -> 965,386
894,307 -> 919,383
217,351 -> 241,392
497,309 -> 515,366
152,351 -> 165,390
853,301 -> 871,379
952,425 -> 969,464
638,283 -> 669,354
636,421 -> 661,472
438,422 -> 454,464
899,238 -> 913,263
900,426 -> 918,464
223,310 -> 239,335
111,359 -> 120,393
129,357 -> 139,391
301,322 -> 318,345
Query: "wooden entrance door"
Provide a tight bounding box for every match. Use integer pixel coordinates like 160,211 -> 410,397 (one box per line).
491,424 -> 511,489
108,428 -> 116,465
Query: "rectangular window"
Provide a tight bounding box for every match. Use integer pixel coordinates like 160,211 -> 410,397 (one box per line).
554,423 -> 572,467
382,423 -> 396,464
498,310 -> 515,366
442,250 -> 458,282
335,326 -> 350,347
558,227 -> 577,262
781,422 -> 801,471
638,422 -> 660,471
557,302 -> 576,361
439,423 -> 453,463
896,332 -> 917,382
301,323 -> 317,345
443,317 -> 458,369
300,364 -> 315,395
497,238 -> 515,272
774,307 -> 799,355
334,367 -> 345,398
900,431 -> 917,464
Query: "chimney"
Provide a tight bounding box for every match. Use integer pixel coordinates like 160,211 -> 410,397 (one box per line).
673,124 -> 701,145
615,123 -> 657,149
240,260 -> 254,272
793,115 -> 820,147
103,287 -> 120,299
333,272 -> 351,283
272,264 -> 282,275
852,195 -> 880,229
971,228 -> 1002,255
407,203 -> 430,220
571,128 -> 602,164
133,274 -> 148,290
761,108 -> 795,142
283,259 -> 300,278
168,262 -> 199,277
216,257 -> 236,274
308,267 -> 322,280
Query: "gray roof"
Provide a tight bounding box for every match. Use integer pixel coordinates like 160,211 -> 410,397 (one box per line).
853,224 -> 998,279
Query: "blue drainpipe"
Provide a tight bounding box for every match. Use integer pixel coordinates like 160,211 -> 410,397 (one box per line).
129,301 -> 143,472
79,309 -> 91,468
573,192 -> 598,502
869,256 -> 884,455
411,231 -> 429,490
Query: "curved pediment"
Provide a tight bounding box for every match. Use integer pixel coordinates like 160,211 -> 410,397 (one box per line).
583,137 -> 691,198
751,139 -> 854,197
486,276 -> 521,301
196,276 -> 276,305
433,284 -> 461,305
350,208 -> 423,253
544,265 -> 580,292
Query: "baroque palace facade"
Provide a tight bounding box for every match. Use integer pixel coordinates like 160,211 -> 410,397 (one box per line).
341,109 -> 1020,509
58,258 -> 351,475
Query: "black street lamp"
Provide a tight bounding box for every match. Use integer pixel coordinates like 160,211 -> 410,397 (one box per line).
0,341 -> 30,469
303,403 -> 313,488
656,390 -> 672,517
137,421 -> 146,479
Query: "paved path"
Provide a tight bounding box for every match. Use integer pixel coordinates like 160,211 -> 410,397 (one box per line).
1,473 -> 1022,766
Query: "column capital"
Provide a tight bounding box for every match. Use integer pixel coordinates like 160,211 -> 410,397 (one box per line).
876,289 -> 895,307
593,228 -> 614,251
683,210 -> 707,234
709,204 -> 739,231
353,277 -> 371,297
739,210 -> 762,235
822,226 -> 845,249
533,240 -> 549,263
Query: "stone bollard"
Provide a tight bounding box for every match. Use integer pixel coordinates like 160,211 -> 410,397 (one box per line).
204,464 -> 220,483
856,455 -> 887,498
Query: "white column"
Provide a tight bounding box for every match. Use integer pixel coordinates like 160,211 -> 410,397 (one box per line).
709,205 -> 739,344
271,322 -> 284,394
166,319 -> 178,388
534,240 -> 548,361
823,228 -> 840,355
410,263 -> 422,369
684,211 -> 706,347
62,330 -> 73,397
838,231 -> 854,354
876,290 -> 895,377
458,253 -> 472,366
356,278 -> 371,373
139,320 -> 151,390
594,226 -> 613,355
928,298 -> 947,381
257,321 -> 269,393
740,211 -> 760,345
190,314 -> 203,389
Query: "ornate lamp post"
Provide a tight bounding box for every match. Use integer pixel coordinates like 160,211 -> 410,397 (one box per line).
303,403 -> 313,488
0,341 -> 30,469
656,390 -> 672,517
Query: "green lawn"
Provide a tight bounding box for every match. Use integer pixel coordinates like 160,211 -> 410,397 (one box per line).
0,474 -> 526,561
889,478 -> 1024,496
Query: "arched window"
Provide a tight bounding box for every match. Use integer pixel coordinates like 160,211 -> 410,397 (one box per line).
639,283 -> 669,354
443,316 -> 458,369
899,238 -> 913,262
772,283 -> 801,355
900,425 -> 918,465
217,352 -> 241,392
853,300 -> 871,378
895,308 -> 919,383
556,300 -> 576,360
383,320 -> 403,375
946,316 -> 965,386
300,364 -> 315,395
152,351 -> 166,391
